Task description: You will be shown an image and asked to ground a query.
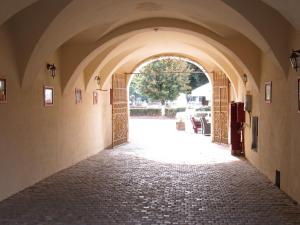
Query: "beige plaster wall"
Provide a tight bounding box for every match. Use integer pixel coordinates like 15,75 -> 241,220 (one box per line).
0,27 -> 112,201
243,36 -> 300,203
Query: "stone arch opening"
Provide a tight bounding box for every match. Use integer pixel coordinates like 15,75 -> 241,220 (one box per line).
127,55 -> 213,139
111,54 -> 235,148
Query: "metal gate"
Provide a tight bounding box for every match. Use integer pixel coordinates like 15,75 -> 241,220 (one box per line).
112,73 -> 128,147
212,71 -> 229,144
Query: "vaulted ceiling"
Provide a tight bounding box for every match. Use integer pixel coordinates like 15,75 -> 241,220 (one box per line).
0,0 -> 298,94
262,0 -> 300,31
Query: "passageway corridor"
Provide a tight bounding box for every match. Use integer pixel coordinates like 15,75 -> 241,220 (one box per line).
0,119 -> 300,225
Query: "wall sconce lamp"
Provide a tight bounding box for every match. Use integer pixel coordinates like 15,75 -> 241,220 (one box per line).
47,63 -> 56,79
289,49 -> 300,72
94,75 -> 108,91
243,74 -> 248,84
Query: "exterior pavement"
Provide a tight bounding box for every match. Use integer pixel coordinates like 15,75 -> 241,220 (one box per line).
0,119 -> 300,225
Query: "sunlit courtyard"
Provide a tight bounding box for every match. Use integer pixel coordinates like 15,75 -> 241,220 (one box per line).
127,118 -> 237,165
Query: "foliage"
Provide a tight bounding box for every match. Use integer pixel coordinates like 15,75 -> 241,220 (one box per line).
130,107 -> 186,118
135,59 -> 192,105
165,107 -> 186,118
130,108 -> 162,117
188,63 -> 209,89
129,78 -> 148,103
196,106 -> 211,111
129,58 -> 210,105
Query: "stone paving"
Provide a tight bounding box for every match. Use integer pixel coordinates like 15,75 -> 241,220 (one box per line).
0,119 -> 300,225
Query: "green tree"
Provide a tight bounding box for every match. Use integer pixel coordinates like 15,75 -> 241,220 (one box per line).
136,59 -> 193,105
188,63 -> 209,89
129,76 -> 148,105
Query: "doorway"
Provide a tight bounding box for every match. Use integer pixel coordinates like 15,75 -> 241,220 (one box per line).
111,57 -> 232,148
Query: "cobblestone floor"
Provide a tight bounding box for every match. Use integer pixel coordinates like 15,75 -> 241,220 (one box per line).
0,119 -> 300,225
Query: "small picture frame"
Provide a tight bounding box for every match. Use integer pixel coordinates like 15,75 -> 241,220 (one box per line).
0,78 -> 7,103
265,81 -> 272,103
298,78 -> 300,112
44,86 -> 54,106
93,91 -> 98,105
75,88 -> 82,104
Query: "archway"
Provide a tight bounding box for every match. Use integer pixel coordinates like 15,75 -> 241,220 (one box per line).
2,0 -> 300,219
110,55 -> 235,148
127,55 -> 213,138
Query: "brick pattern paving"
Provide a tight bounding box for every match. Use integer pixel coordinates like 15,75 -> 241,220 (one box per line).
0,143 -> 300,225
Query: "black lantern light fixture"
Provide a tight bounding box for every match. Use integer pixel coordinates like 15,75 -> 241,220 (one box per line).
243,74 -> 248,84
289,49 -> 300,72
94,75 -> 108,91
47,63 -> 57,79
95,75 -> 101,87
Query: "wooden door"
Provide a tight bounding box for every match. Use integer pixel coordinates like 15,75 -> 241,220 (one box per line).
112,74 -> 128,147
212,71 -> 229,144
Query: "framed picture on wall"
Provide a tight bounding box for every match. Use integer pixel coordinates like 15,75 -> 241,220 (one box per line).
265,81 -> 272,103
93,91 -> 98,105
75,88 -> 82,104
0,78 -> 7,103
44,86 -> 54,106
298,78 -> 300,112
